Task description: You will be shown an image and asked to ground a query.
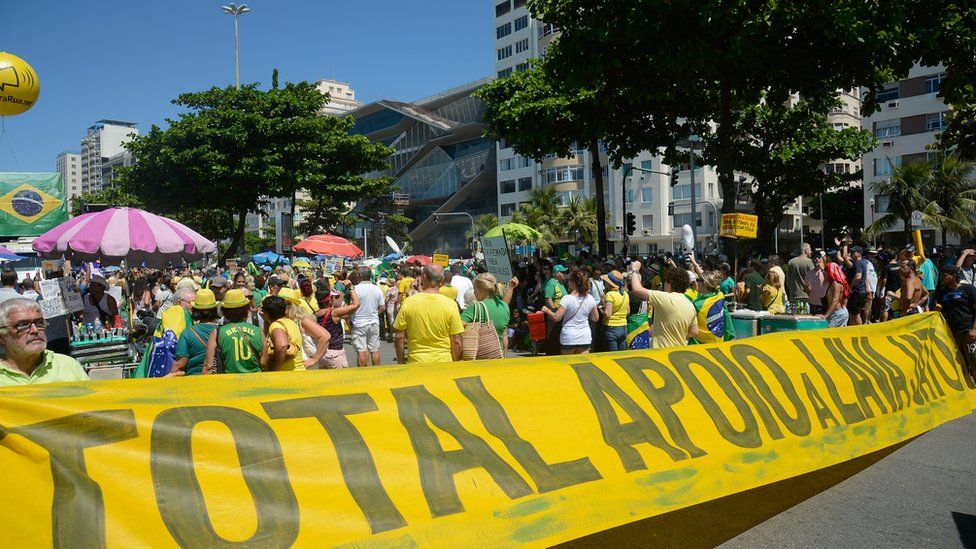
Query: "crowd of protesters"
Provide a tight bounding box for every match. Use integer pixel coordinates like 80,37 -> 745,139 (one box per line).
1,236 -> 975,386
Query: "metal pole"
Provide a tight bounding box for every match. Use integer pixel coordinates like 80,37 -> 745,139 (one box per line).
799,196 -> 804,245
819,193 -> 825,251
363,224 -> 368,258
233,14 -> 240,90
689,145 -> 698,251
622,165 -> 632,255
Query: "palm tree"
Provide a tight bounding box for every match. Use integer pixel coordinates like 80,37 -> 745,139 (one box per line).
864,160 -> 931,245
923,152 -> 976,243
558,196 -> 598,248
510,187 -> 561,253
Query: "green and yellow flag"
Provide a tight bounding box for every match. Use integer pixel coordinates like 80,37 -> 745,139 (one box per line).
0,173 -> 69,236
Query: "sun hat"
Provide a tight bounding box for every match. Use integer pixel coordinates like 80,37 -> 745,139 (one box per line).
601,270 -> 625,290
277,287 -> 303,306
90,274 -> 110,290
221,289 -> 251,309
191,289 -> 218,310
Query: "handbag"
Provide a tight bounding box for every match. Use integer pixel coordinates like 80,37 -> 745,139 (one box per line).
461,302 -> 503,360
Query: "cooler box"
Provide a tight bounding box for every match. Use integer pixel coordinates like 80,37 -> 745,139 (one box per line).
759,315 -> 827,335
527,311 -> 547,341
732,318 -> 759,339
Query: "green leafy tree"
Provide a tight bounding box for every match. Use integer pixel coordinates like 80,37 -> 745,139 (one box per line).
922,152 -> 976,242
929,4 -> 976,157
511,187 -> 561,253
864,161 -> 932,245
69,185 -> 143,217
557,196 -> 598,249
120,81 -> 392,261
808,187 -> 865,246
528,0 -> 949,214
475,65 -> 612,256
731,94 -> 875,251
467,214 -> 499,241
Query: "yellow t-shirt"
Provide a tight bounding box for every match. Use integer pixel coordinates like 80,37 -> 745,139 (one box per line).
298,294 -> 318,316
647,290 -> 696,349
603,290 -> 629,327
762,284 -> 786,314
268,318 -> 306,371
393,292 -> 465,364
398,277 -> 415,296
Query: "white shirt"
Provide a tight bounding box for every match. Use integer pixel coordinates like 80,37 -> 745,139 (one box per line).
351,282 -> 385,327
451,275 -> 474,309
558,293 -> 597,346
865,261 -> 878,293
0,287 -> 21,304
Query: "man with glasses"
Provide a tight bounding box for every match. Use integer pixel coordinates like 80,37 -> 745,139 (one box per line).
0,298 -> 88,386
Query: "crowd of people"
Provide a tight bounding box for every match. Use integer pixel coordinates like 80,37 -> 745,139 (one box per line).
0,236 -> 974,387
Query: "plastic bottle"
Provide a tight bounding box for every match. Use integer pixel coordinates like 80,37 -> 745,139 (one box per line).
93,318 -> 103,340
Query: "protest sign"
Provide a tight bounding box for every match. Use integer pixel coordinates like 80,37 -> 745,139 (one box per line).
58,278 -> 84,313
0,314 -> 972,547
433,253 -> 449,267
482,234 -> 513,281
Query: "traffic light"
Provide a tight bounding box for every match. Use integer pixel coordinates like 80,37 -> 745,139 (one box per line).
670,168 -> 680,187
668,201 -> 675,216
625,212 -> 637,236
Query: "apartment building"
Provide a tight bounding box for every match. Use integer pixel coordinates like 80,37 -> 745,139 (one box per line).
79,120 -> 138,193
862,64 -> 949,245
56,152 -> 82,202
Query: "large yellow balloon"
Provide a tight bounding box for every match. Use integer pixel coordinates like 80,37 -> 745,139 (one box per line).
0,52 -> 40,116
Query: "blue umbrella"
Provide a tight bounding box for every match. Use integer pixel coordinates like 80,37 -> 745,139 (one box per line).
252,251 -> 289,265
384,252 -> 402,261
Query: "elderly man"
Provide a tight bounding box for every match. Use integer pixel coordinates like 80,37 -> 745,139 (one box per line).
350,267 -> 385,367
392,265 -> 464,365
0,299 -> 88,386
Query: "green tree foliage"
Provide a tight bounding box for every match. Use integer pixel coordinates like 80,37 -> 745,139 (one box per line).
558,196 -> 598,248
511,187 -> 561,253
864,161 -> 933,245
467,214 -> 499,241
730,94 -> 875,251
69,185 -> 143,217
119,81 -> 393,261
808,186 -> 865,245
922,152 -> 976,243
527,0 -> 958,214
475,66 -> 612,256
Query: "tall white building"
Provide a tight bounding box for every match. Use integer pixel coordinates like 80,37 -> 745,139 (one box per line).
317,79 -> 363,116
862,64 -> 948,246
80,119 -> 138,193
56,152 -> 82,201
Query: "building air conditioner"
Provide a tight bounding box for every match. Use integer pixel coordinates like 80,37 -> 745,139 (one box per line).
887,101 -> 900,109
882,140 -> 894,148
642,229 -> 652,236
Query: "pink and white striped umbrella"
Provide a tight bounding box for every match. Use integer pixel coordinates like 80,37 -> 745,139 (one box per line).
32,207 -> 217,266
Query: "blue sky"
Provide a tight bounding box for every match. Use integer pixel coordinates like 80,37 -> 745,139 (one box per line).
0,0 -> 493,172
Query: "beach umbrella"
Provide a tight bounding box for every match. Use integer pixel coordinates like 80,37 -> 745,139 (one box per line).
484,223 -> 542,242
294,233 -> 363,258
32,207 -> 216,267
384,252 -> 402,261
404,255 -> 432,266
292,259 -> 312,269
251,251 -> 289,265
0,246 -> 26,263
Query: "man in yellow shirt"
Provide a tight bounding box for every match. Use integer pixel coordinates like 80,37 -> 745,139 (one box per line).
393,265 -> 464,364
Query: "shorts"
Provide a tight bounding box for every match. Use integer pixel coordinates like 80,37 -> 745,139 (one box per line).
862,293 -> 874,317
561,343 -> 591,352
322,348 -> 348,369
351,324 -> 381,352
827,308 -> 849,328
847,291 -> 866,316
883,295 -> 894,313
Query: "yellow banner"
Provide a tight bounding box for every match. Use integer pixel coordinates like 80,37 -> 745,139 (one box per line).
433,253 -> 450,267
720,213 -> 759,239
0,313 -> 972,547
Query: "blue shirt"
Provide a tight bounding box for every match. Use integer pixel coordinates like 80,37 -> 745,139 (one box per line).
919,258 -> 937,291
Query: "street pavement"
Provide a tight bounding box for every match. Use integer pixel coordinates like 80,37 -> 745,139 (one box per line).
337,332 -> 535,367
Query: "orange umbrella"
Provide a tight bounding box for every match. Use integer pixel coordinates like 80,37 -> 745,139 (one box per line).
404,255 -> 432,266
293,234 -> 363,258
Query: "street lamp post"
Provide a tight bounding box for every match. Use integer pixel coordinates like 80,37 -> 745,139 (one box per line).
221,3 -> 250,90
434,212 -> 476,257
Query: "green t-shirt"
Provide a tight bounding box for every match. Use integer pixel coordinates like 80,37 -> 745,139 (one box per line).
544,278 -> 567,304
175,323 -> 217,376
720,277 -> 735,296
217,322 -> 263,373
253,288 -> 268,308
745,272 -> 766,311
461,296 -> 511,343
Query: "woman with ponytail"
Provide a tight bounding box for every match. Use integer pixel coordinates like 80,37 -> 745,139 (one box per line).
544,269 -> 599,354
461,273 -> 513,352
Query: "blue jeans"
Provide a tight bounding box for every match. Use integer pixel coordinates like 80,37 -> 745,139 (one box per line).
604,325 -> 628,351
827,308 -> 849,328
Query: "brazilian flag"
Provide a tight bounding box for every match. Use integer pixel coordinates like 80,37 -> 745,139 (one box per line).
0,173 -> 69,236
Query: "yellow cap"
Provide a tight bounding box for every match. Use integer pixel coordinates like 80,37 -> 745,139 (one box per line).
191,289 -> 218,310
277,287 -> 303,306
221,288 -> 251,309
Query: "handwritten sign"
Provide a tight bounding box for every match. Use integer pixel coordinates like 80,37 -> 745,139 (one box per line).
720,213 -> 759,239
433,253 -> 449,267
38,298 -> 66,319
481,235 -> 513,281
59,278 -> 84,314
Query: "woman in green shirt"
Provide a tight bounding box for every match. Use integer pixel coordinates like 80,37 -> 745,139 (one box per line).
461,273 -> 515,354
204,289 -> 264,374
171,289 -> 219,376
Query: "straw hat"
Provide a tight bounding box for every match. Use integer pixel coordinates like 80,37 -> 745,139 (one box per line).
601,270 -> 625,290
221,289 -> 250,309
191,289 -> 218,310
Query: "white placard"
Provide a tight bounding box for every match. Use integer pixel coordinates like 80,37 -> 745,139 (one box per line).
481,235 -> 513,281
39,298 -> 67,319
59,278 -> 85,314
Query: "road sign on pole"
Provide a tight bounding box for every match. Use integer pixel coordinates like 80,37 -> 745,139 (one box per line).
911,210 -> 923,228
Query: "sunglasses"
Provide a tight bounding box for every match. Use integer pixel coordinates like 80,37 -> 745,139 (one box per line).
2,318 -> 47,334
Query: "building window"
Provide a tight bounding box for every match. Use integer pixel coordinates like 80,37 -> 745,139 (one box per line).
496,23 -> 511,39
517,155 -> 532,168
673,212 -> 703,228
500,179 -> 516,193
640,160 -> 653,170
708,182 -> 715,196
516,62 -> 530,73
541,165 -> 585,184
515,38 -> 529,54
497,68 -> 513,78
495,1 -> 511,17
514,15 -> 528,31
497,45 -> 513,60
499,158 -> 515,171
626,190 -> 634,203
925,73 -> 945,94
642,214 -> 653,230
873,156 -> 901,176
926,111 -> 946,132
500,203 -> 516,216
514,0 -> 526,8
518,177 -> 532,191
641,188 -> 653,203
707,211 -> 715,228
646,243 -> 659,254
629,245 -> 639,255
874,118 -> 901,138
672,184 -> 702,200
877,84 -> 899,102
622,162 -> 633,175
